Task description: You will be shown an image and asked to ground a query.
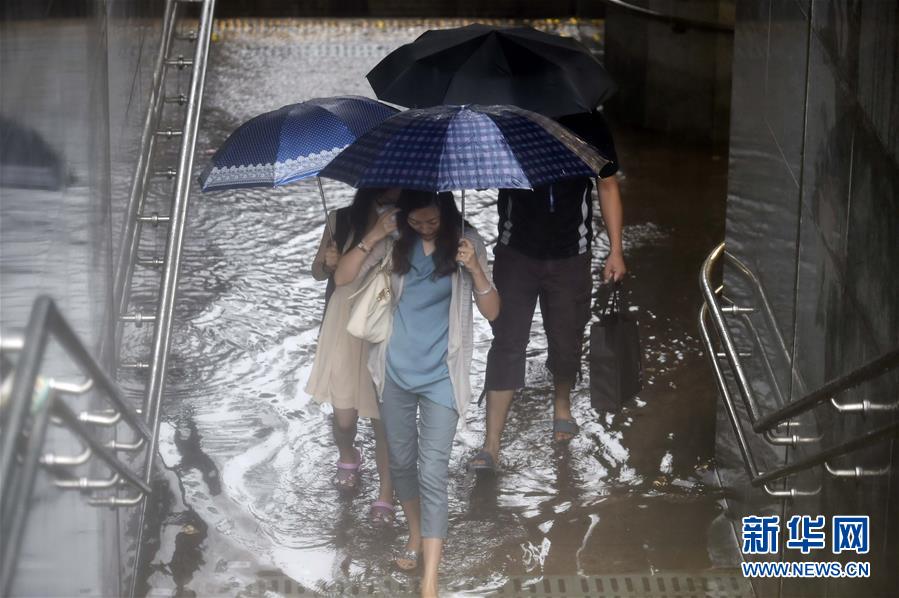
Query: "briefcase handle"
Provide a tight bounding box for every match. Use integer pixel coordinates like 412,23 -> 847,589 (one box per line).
597,281 -> 628,317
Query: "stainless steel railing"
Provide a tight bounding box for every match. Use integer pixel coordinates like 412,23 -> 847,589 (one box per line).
1,0 -> 217,595
698,242 -> 899,494
0,298 -> 152,596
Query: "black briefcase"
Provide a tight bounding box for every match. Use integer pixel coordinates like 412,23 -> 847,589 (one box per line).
589,283 -> 643,412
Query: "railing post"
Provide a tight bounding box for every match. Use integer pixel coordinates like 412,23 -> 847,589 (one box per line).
129,2 -> 216,596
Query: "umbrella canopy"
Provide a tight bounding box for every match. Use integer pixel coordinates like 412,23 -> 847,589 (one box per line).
199,96 -> 399,191
319,104 -> 608,193
366,24 -> 617,118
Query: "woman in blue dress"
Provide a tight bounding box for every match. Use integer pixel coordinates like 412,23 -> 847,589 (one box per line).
334,189 -> 500,598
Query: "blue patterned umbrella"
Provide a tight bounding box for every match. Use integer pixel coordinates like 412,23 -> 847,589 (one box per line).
319,104 -> 608,192
199,96 -> 398,237
199,96 -> 399,191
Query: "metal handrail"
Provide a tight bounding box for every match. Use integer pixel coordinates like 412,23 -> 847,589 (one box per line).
701,243 -> 899,433
129,2 -> 216,596
723,300 -> 821,444
699,243 -> 899,491
699,303 -> 816,497
599,0 -> 735,33
109,0 -> 180,364
754,349 -> 899,431
0,297 -> 151,596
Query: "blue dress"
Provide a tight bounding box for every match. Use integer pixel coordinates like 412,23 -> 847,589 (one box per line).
386,239 -> 455,410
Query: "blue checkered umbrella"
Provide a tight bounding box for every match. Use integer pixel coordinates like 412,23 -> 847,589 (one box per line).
199,96 -> 399,191
319,104 -> 608,192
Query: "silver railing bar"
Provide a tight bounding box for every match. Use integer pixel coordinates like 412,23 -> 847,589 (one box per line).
727,305 -> 822,444
717,351 -> 752,359
824,462 -> 890,478
51,400 -> 151,495
165,94 -> 189,105
165,55 -> 193,69
703,243 -> 899,432
107,438 -> 146,452
830,397 -> 899,413
154,129 -> 183,139
754,349 -> 899,431
120,312 -> 157,327
119,362 -> 150,370
88,494 -> 143,508
110,0 -> 179,363
41,446 -> 92,467
137,213 -> 171,225
721,305 -> 755,315
154,168 -> 178,178
78,407 -> 142,426
699,303 -> 819,497
700,244 -> 765,424
701,246 -> 805,445
130,2 -> 216,593
54,473 -> 120,490
0,335 -> 25,351
752,422 -> 899,486
137,256 -> 166,268
48,378 -> 94,396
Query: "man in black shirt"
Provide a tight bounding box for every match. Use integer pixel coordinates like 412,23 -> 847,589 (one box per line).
471,111 -> 626,470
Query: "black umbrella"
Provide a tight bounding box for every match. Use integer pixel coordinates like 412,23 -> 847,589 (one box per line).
366,24 -> 617,118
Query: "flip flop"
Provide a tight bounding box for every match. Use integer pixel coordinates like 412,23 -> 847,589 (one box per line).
333,448 -> 362,492
552,419 -> 579,443
369,500 -> 395,526
468,449 -> 497,473
394,548 -> 419,573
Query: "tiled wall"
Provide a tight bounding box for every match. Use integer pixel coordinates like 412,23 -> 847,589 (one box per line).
0,2 -> 163,595
720,1 -> 898,597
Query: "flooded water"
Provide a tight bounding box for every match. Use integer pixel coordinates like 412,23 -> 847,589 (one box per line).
128,19 -> 735,597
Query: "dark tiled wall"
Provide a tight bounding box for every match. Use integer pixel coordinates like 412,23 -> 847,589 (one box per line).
719,1 -> 898,597
604,0 -> 734,144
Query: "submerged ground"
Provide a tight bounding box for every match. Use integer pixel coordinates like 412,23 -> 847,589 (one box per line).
129,18 -> 735,597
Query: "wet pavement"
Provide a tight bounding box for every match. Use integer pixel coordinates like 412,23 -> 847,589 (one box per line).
129,19 -> 736,597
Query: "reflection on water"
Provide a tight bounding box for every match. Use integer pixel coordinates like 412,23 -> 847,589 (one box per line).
129,19 -> 734,596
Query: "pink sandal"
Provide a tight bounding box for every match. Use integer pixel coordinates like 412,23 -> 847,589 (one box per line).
369,500 -> 396,526
334,448 -> 362,492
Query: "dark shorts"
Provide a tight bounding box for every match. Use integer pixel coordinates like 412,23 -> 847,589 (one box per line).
485,244 -> 592,391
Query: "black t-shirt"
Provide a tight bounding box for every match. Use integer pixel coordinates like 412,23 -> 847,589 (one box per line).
496,111 -> 619,260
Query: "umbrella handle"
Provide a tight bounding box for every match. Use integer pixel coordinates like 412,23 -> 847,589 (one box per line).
317,176 -> 334,240
457,189 -> 466,269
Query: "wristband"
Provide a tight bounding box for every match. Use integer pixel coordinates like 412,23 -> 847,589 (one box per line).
474,283 -> 494,296
356,240 -> 371,254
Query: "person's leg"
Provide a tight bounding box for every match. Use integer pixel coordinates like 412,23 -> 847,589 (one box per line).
371,418 -> 394,504
332,408 -> 361,489
418,397 -> 459,596
478,246 -> 540,466
420,538 -> 443,598
378,376 -> 422,562
540,252 -> 592,441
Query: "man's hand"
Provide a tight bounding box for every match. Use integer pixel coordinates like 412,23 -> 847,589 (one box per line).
603,250 -> 627,282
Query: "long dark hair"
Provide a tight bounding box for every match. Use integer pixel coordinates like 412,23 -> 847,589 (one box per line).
392,189 -> 473,279
341,187 -> 391,252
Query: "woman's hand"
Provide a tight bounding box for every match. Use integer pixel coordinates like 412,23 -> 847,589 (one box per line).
456,238 -> 481,274
366,207 -> 399,244
323,241 -> 339,271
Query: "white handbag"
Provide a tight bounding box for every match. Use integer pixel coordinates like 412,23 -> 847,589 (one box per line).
346,247 -> 394,343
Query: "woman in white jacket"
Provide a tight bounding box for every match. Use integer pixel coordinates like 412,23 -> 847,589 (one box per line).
334,189 -> 499,598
